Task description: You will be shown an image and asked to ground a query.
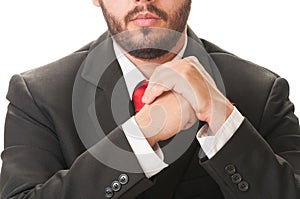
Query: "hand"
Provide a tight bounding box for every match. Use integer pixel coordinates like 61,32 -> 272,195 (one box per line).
134,91 -> 197,147
142,56 -> 234,134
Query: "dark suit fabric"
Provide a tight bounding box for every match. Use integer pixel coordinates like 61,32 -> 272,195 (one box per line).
1,28 -> 300,199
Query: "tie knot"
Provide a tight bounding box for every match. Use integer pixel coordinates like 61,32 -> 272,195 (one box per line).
132,80 -> 148,113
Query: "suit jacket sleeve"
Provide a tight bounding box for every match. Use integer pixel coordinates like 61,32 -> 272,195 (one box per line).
200,77 -> 300,199
0,74 -> 152,199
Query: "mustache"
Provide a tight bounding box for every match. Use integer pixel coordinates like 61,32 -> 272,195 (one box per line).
125,4 -> 168,25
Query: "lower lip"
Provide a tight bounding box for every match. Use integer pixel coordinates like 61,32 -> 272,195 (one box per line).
132,18 -> 160,27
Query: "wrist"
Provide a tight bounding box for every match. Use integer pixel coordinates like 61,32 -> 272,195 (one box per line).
134,111 -> 158,147
205,100 -> 234,135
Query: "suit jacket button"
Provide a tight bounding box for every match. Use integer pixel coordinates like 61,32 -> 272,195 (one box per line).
119,174 -> 129,185
112,181 -> 121,192
225,164 -> 236,175
105,187 -> 114,198
238,181 -> 249,192
231,173 -> 242,184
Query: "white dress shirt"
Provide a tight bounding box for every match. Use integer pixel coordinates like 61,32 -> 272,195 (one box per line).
113,36 -> 244,178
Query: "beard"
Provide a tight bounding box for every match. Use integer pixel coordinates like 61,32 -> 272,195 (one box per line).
100,1 -> 191,60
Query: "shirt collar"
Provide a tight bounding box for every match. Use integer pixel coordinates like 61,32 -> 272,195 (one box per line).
113,35 -> 188,100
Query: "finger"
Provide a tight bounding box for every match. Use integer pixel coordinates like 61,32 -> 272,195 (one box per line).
176,93 -> 197,130
185,56 -> 217,88
143,64 -> 177,104
143,83 -> 171,104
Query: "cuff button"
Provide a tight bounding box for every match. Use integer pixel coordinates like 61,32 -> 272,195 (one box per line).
119,174 -> 129,185
104,187 -> 114,198
231,173 -> 242,184
111,181 -> 121,192
225,164 -> 236,175
238,181 -> 249,192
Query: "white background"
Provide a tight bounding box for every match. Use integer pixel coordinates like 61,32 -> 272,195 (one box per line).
0,0 -> 299,171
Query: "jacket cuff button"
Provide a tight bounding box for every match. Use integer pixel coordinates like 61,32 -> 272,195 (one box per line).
225,164 -> 236,175
104,187 -> 114,198
111,181 -> 121,192
231,173 -> 242,184
238,181 -> 249,192
119,174 -> 129,185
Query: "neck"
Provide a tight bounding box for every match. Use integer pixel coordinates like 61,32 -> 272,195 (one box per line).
124,27 -> 187,79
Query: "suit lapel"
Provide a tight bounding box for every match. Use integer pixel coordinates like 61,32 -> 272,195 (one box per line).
184,27 -> 226,96
79,34 -> 134,140
94,61 -> 134,135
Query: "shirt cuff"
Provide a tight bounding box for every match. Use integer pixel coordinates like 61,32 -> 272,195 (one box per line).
122,117 -> 168,178
196,107 -> 244,159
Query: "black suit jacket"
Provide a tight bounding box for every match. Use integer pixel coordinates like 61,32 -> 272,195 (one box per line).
1,28 -> 300,199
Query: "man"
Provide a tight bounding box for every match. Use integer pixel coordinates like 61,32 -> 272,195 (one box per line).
1,0 -> 300,198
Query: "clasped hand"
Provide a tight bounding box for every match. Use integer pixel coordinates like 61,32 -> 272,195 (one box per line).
134,56 -> 233,147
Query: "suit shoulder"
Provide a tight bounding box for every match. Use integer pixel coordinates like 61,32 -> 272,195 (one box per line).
21,47 -> 89,86
7,44 -> 91,120
201,38 -> 279,81
202,39 -> 283,127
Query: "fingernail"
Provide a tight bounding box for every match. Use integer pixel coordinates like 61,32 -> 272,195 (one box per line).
142,96 -> 147,103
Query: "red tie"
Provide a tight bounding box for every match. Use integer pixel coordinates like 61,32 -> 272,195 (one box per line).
132,80 -> 149,113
